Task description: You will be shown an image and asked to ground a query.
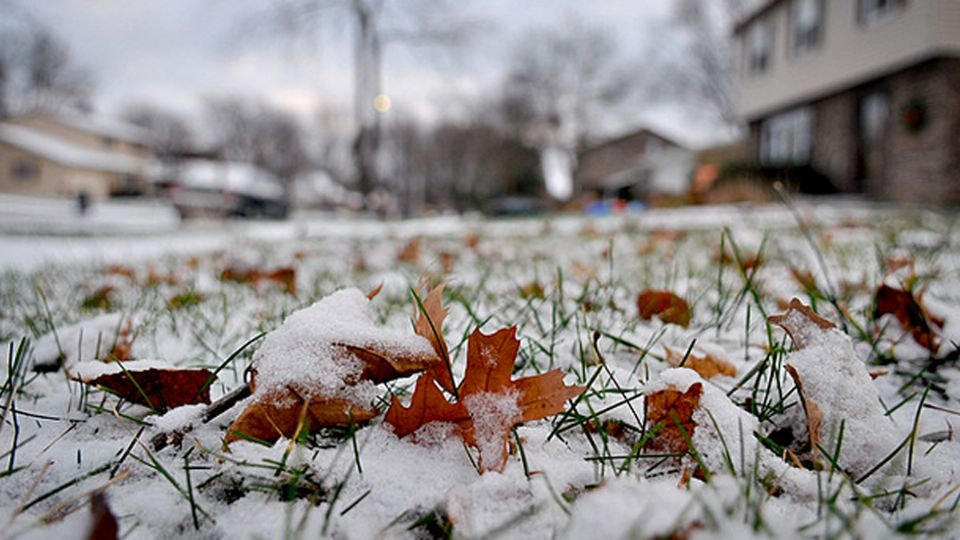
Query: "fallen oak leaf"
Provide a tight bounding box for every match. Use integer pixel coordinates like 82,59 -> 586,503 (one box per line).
385,327 -> 584,472
225,288 -> 440,445
637,290 -> 691,328
663,346 -> 736,379
87,493 -> 118,540
644,381 -> 703,455
412,281 -> 455,394
767,298 -> 834,348
874,284 -> 942,354
71,360 -> 213,412
769,298 -> 902,478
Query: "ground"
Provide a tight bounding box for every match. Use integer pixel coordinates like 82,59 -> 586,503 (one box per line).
1,198 -> 959,539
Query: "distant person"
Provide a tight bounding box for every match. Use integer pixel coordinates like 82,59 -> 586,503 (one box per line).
77,190 -> 90,215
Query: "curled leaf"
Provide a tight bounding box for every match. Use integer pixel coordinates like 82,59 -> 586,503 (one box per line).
645,382 -> 702,454
226,288 -> 440,445
664,346 -> 736,379
767,298 -> 834,349
637,290 -> 691,328
72,360 -> 213,412
874,284 -> 942,353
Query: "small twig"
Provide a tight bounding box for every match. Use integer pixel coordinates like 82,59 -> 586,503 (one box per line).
151,384 -> 252,451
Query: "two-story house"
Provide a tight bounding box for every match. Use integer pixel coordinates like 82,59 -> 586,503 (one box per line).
734,0 -> 960,204
0,110 -> 154,200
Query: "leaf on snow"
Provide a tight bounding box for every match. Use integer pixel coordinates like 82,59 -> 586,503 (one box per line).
874,284 -> 942,354
385,327 -> 584,472
72,360 -> 213,412
637,290 -> 691,328
664,346 -> 736,379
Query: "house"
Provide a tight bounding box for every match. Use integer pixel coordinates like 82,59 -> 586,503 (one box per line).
575,128 -> 696,200
0,110 -> 154,200
734,0 -> 960,204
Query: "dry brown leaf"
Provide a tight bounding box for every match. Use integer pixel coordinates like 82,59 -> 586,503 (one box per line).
637,290 -> 691,328
874,284 -> 942,354
413,282 -> 454,393
221,265 -> 297,295
784,364 -> 825,461
226,342 -> 439,445
396,237 -> 421,264
767,298 -> 834,349
74,363 -> 213,412
87,493 -> 118,540
385,327 -> 584,472
664,346 -> 736,379
644,382 -> 703,454
366,282 -> 384,300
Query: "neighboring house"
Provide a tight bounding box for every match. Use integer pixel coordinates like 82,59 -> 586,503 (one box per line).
154,159 -> 288,219
0,111 -> 155,199
576,128 -> 695,200
734,0 -> 960,204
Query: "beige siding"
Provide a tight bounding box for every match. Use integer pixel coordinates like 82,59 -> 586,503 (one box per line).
0,142 -> 114,199
738,0 -> 960,119
9,114 -> 152,160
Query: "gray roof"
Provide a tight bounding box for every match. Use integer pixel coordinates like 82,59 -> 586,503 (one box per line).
0,123 -> 146,175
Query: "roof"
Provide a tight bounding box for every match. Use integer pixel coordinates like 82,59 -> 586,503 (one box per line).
162,159 -> 285,200
733,0 -> 781,35
0,123 -> 147,175
581,127 -> 686,158
53,111 -> 152,145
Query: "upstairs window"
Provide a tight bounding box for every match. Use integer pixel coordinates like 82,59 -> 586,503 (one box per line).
746,20 -> 772,76
859,0 -> 905,26
760,107 -> 813,163
791,0 -> 823,56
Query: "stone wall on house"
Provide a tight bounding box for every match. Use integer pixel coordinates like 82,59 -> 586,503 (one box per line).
882,57 -> 960,205
752,57 -> 960,205
810,92 -> 858,193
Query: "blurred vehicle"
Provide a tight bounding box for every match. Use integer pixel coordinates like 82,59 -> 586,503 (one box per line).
486,196 -> 547,216
155,159 -> 288,219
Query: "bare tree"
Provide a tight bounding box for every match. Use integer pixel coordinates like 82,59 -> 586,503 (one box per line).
0,26 -> 94,117
205,97 -> 310,197
501,20 -> 630,152
232,0 -> 475,207
498,19 -> 630,200
122,103 -> 195,159
646,0 -> 757,125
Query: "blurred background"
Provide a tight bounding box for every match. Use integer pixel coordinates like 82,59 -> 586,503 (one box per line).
0,0 -> 957,223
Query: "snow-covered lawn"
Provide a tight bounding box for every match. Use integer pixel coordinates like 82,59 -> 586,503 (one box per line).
1,200 -> 959,539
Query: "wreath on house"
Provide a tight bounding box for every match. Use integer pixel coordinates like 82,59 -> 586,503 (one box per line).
900,97 -> 927,134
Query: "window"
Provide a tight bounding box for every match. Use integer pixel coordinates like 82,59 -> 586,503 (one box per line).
760,107 -> 813,163
859,0 -> 905,26
790,0 -> 822,56
12,160 -> 38,181
746,20 -> 772,76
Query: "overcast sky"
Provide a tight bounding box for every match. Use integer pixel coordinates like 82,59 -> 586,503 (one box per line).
10,0 -> 734,146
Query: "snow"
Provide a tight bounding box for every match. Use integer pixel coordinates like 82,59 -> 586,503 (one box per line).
32,312 -> 132,371
1,201 -> 959,539
783,324 -> 903,483
0,123 -> 147,174
250,288 -> 434,404
73,358 -> 180,380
